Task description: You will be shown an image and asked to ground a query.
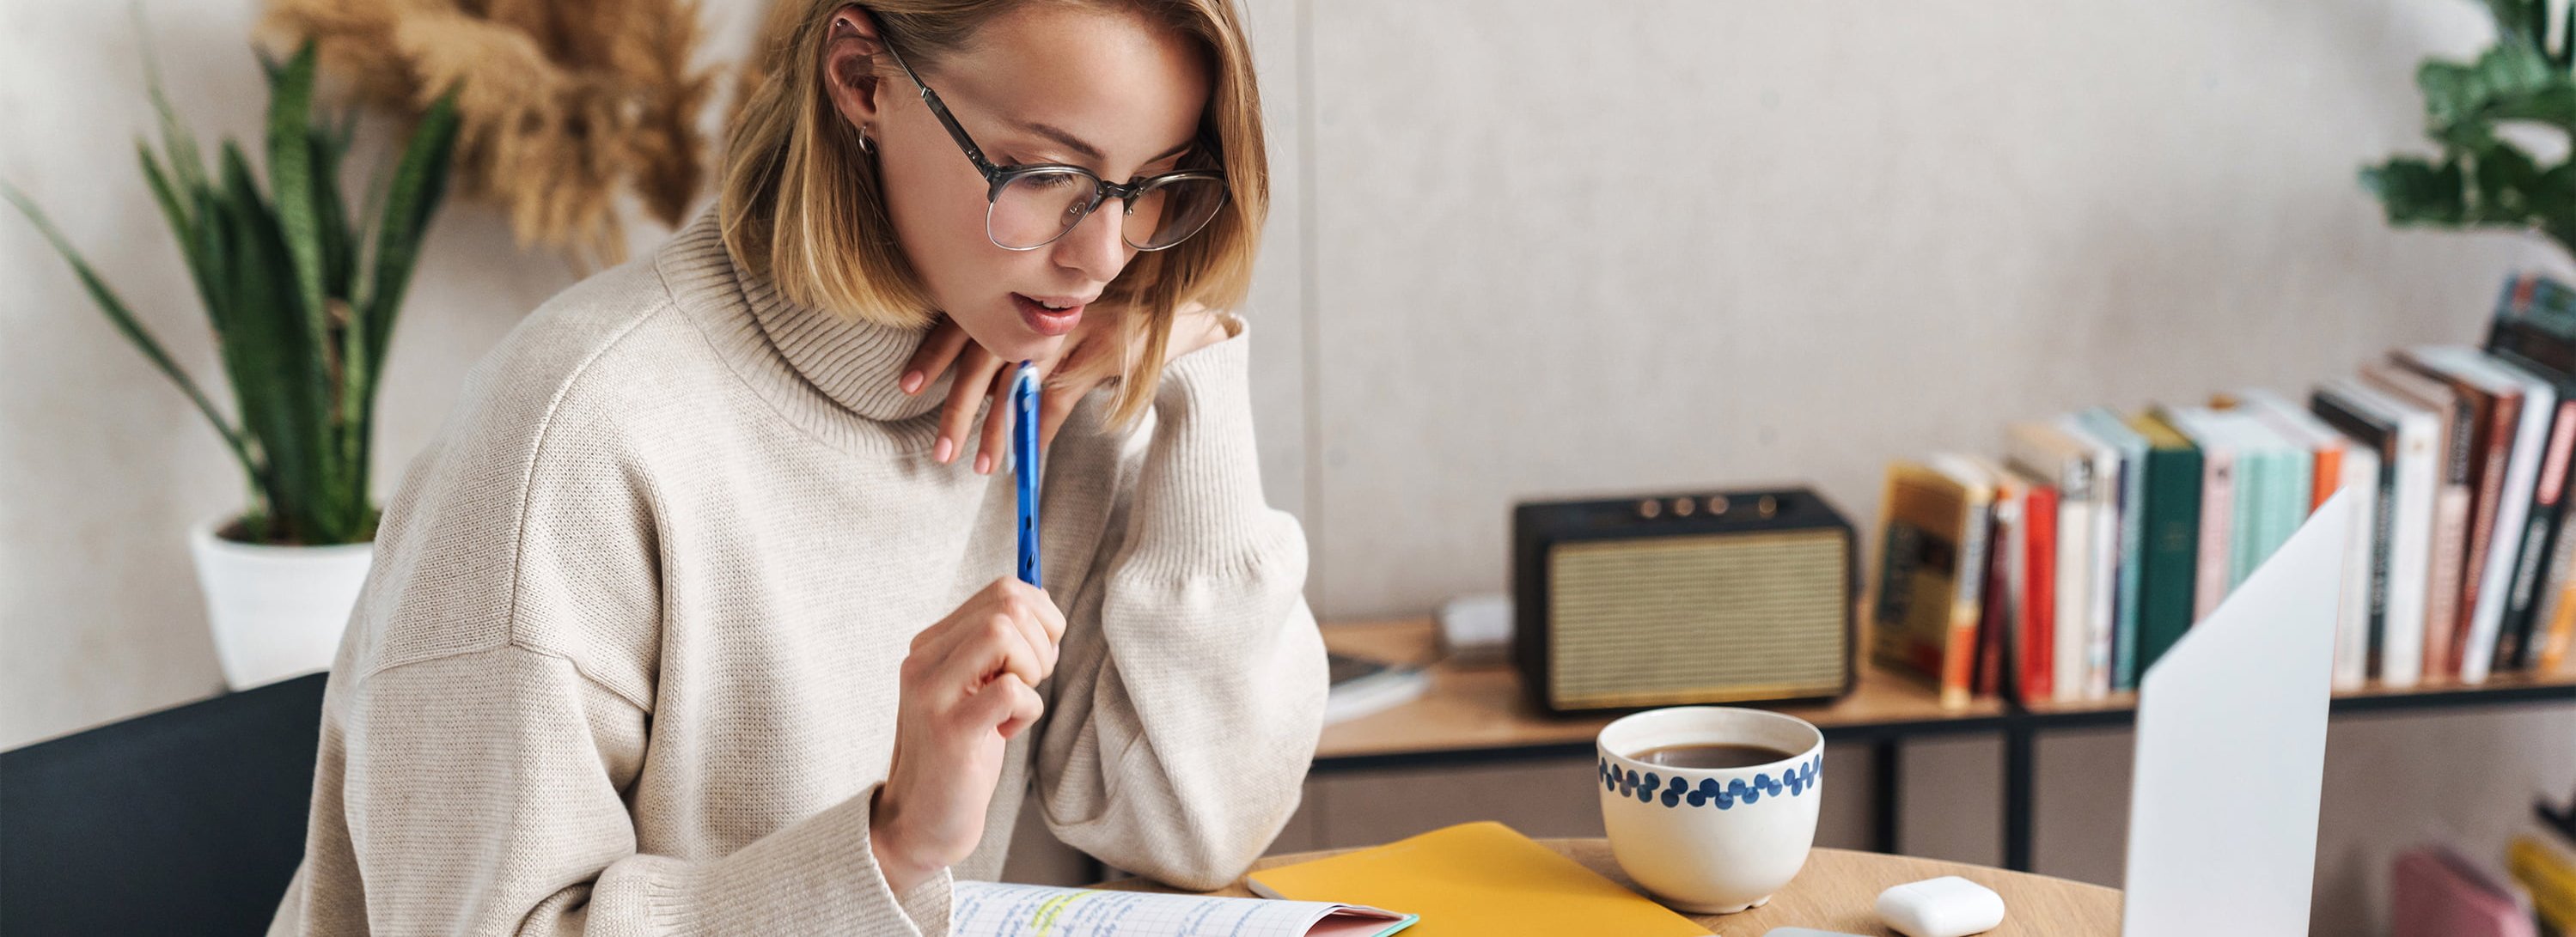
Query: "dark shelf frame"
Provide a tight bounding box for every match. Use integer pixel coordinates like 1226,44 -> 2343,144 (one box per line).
1309,678 -> 2576,873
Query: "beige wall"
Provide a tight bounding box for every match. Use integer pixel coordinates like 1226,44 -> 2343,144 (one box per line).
6,0 -> 2572,933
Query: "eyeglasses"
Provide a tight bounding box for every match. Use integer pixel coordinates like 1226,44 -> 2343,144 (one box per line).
878,35 -> 1229,253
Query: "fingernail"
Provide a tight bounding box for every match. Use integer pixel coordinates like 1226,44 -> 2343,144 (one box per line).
975,453 -> 992,475
900,370 -> 923,394
934,438 -> 953,463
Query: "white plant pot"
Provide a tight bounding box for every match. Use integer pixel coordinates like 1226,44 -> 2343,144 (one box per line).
188,514 -> 373,691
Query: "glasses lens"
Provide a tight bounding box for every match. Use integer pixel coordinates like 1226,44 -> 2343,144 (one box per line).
1124,176 -> 1228,251
989,169 -> 1098,249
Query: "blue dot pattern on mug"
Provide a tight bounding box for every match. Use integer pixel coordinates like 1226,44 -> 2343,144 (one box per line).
1599,755 -> 1822,809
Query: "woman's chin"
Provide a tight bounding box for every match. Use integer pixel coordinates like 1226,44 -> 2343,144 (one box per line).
954,320 -> 1060,366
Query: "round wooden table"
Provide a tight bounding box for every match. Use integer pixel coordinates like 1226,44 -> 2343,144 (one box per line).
1102,839 -> 2121,935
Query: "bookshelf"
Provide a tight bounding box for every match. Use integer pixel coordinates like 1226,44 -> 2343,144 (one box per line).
1316,618 -> 2576,872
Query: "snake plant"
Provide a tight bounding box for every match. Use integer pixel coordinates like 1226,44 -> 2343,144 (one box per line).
7,41 -> 460,545
2361,0 -> 2576,264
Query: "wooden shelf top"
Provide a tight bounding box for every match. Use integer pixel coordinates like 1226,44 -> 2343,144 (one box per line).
1316,618 -> 2006,764
2017,660 -> 2576,718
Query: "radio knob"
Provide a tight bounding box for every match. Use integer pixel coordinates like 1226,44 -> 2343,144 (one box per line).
1636,498 -> 1662,520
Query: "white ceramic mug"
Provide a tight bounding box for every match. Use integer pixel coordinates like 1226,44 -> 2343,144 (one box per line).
1596,706 -> 1825,914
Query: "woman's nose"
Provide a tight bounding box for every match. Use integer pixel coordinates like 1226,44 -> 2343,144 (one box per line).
1051,199 -> 1132,284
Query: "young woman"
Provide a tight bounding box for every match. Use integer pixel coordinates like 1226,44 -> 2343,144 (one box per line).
268,1 -> 1323,932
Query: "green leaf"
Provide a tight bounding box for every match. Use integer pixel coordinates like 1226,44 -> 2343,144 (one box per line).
2361,157 -> 2469,226
310,131 -> 355,301
266,41 -> 333,403
358,88 -> 461,379
2536,160 -> 2576,256
217,141 -> 344,543
190,185 -> 282,542
3,183 -> 260,487
2420,43 -> 2576,139
137,143 -> 223,326
133,6 -> 205,201
2472,142 -> 2545,218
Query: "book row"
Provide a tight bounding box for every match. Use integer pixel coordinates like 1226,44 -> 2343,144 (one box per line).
1874,274 -> 2576,707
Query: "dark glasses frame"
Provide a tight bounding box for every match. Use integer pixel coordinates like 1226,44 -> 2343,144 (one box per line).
876,33 -> 1230,252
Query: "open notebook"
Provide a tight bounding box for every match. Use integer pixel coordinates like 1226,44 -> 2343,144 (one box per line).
949,881 -> 1415,937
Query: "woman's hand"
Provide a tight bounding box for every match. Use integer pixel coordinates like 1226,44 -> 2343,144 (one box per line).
869,578 -> 1066,893
900,307 -> 1235,472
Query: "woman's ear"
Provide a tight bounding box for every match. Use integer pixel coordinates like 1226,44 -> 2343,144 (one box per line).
822,5 -> 888,131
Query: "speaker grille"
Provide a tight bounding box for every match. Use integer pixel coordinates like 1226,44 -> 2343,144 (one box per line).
1547,530 -> 1848,709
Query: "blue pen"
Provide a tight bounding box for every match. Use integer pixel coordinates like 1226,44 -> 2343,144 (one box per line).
1011,361 -> 1043,587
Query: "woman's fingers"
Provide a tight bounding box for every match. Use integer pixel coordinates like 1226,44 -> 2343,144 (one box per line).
997,675 -> 1046,739
1004,581 -> 1068,644
914,581 -> 1065,688
975,364 -> 1022,475
966,673 -> 1047,741
901,318 -> 972,397
943,608 -> 1047,693
1036,373 -> 1096,450
937,349 -> 1003,465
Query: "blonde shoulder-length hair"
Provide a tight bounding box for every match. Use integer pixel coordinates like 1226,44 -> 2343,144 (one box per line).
721,0 -> 1267,428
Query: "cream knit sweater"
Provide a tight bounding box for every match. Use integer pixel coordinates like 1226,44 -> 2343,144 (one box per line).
266,216 -> 1328,935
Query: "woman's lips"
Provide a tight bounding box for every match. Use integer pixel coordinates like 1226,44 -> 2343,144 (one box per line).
1013,293 -> 1084,337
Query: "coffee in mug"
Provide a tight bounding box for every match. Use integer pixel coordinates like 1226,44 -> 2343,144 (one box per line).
1596,706 -> 1824,914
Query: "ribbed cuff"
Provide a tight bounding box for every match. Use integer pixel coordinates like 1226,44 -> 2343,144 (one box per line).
683,788 -> 954,936
1128,332 -> 1284,575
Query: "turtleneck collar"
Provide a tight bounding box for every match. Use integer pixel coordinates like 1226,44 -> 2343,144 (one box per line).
657,212 -> 949,425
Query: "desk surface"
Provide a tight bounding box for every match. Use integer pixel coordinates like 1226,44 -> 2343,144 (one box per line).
1317,618 -> 2005,764
1102,840 -> 2122,935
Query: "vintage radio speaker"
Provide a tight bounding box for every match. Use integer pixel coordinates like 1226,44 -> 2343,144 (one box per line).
1512,487 -> 1858,715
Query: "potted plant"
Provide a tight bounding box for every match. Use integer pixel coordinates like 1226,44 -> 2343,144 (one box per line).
2360,0 -> 2574,265
6,42 -> 459,690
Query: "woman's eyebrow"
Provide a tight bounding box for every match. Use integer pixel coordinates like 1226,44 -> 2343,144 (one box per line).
1015,119 -> 1193,165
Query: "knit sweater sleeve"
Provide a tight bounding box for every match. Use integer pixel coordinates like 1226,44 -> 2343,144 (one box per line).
329,648 -> 951,936
1031,328 -> 1330,891
291,347 -> 954,936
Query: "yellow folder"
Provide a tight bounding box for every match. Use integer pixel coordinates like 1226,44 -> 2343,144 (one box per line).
1246,821 -> 1710,936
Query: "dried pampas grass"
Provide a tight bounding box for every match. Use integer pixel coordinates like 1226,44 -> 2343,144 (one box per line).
265,0 -> 715,268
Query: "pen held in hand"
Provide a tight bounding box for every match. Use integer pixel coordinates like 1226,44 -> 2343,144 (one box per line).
1012,361 -> 1042,588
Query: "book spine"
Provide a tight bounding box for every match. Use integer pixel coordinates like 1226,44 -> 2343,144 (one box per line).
2334,448 -> 2381,690
2423,387 -> 2480,678
2365,439 -> 2401,683
2310,442 -> 2342,514
1944,497 -> 1993,709
2135,445 -> 2202,677
2088,455 -> 2119,700
2024,484 -> 2060,702
2538,534 -> 2576,672
2230,448 -> 2263,588
2054,490 -> 2092,703
2500,401 -> 2575,670
2278,445 -> 2315,563
2310,391 -> 2397,684
2384,416 -> 2437,689
2112,443 -> 2148,691
2426,486 -> 2471,679
2456,393 -> 2518,675
1976,496 -> 2015,700
2194,451 -> 2236,622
